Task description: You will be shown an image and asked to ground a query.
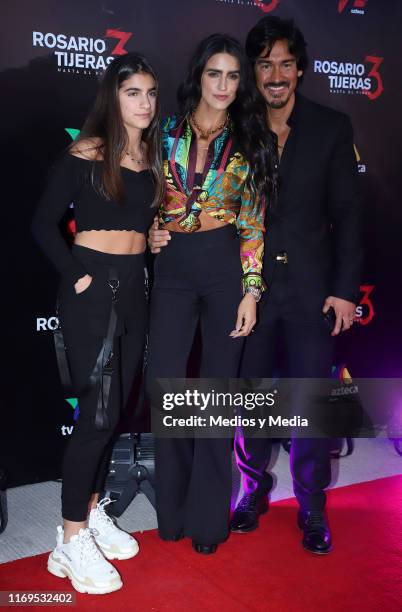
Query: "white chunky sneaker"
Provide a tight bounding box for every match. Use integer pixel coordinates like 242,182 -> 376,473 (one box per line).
89,497 -> 139,560
47,526 -> 122,595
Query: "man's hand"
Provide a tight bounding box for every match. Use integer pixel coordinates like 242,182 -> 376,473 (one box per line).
323,296 -> 356,336
148,216 -> 171,253
230,294 -> 257,338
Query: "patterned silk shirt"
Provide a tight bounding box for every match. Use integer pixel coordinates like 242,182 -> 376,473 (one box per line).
159,115 -> 266,293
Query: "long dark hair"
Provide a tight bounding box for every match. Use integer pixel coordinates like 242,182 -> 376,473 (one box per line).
74,53 -> 164,207
177,33 -> 278,209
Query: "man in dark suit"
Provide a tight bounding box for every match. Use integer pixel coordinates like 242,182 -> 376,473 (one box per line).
148,16 -> 362,555
231,16 -> 362,554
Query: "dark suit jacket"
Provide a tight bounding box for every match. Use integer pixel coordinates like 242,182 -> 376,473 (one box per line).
263,93 -> 362,313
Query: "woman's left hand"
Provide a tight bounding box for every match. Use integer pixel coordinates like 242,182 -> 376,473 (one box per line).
230,294 -> 257,338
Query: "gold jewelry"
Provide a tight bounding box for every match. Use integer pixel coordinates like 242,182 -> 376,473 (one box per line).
124,143 -> 145,164
191,112 -> 228,141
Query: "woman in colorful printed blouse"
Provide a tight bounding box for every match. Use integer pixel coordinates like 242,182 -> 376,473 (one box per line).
147,34 -> 277,554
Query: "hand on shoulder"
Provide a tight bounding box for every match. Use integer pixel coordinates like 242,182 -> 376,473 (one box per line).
69,137 -> 103,161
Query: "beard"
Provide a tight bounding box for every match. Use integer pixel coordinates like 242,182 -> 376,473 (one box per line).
268,96 -> 291,109
262,81 -> 292,109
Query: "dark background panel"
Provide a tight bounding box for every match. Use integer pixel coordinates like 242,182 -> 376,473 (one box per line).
1,0 -> 401,485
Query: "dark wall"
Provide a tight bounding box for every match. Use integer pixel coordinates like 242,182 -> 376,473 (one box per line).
1,0 -> 401,485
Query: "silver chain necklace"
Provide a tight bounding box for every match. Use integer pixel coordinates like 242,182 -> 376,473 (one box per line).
124,143 -> 145,164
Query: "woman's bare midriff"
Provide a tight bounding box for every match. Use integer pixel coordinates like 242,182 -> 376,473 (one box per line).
164,211 -> 228,232
74,229 -> 146,254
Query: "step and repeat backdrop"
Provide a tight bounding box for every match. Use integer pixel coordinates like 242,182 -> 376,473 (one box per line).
1,0 -> 401,485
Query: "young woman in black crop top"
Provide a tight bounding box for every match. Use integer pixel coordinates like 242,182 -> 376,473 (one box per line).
32,53 -> 163,595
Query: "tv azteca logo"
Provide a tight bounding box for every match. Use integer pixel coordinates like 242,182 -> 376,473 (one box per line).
32,29 -> 133,74
331,365 -> 358,397
314,56 -> 383,100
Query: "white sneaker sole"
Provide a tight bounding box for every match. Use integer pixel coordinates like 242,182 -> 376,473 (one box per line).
97,540 -> 139,561
47,553 -> 122,595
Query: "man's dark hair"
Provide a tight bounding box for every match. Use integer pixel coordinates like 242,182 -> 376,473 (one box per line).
245,16 -> 308,72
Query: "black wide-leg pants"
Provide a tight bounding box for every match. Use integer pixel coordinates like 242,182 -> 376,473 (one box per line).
59,245 -> 147,522
148,225 -> 244,545
235,262 -> 334,511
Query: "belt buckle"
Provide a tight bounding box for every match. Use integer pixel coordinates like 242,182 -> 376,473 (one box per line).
275,252 -> 288,264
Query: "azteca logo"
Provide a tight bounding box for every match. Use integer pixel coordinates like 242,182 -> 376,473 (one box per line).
332,364 -> 353,383
313,56 -> 383,100
61,398 -> 79,436
354,144 -> 367,174
338,0 -> 367,15
215,1 -> 279,12
32,29 -> 133,75
331,365 -> 359,396
355,285 -> 375,326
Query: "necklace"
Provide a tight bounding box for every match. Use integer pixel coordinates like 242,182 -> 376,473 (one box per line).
124,143 -> 145,164
191,112 -> 228,141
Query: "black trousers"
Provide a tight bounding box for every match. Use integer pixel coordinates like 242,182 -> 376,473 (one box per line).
235,261 -> 334,511
148,225 -> 244,545
59,245 -> 147,522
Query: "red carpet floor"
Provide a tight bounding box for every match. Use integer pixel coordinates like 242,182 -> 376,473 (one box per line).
1,475 -> 401,611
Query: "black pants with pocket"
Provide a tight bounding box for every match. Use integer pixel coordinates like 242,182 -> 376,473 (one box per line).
147,225 -> 245,545
59,245 -> 147,522
235,260 -> 334,511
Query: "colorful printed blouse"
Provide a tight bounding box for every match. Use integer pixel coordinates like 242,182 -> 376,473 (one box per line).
159,115 -> 266,293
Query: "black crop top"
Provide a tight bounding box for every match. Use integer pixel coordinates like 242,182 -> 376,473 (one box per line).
32,154 -> 156,284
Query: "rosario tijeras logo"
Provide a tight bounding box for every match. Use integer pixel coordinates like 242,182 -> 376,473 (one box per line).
338,0 -> 368,13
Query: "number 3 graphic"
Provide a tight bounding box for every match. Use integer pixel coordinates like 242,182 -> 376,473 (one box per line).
255,0 -> 280,13
357,285 -> 375,325
364,56 -> 384,101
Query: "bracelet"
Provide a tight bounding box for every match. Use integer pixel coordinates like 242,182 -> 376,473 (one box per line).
244,286 -> 262,303
242,272 -> 265,297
